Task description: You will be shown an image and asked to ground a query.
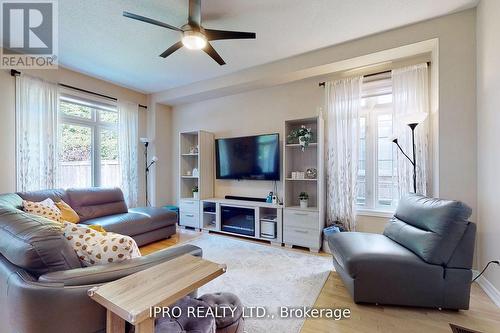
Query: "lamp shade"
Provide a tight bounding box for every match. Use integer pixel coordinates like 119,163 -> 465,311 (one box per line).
400,112 -> 428,125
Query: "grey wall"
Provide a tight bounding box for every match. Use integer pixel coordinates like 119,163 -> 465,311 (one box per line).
157,10 -> 477,233
476,0 -> 500,294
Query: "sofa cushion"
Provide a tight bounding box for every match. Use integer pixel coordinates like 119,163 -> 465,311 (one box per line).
383,194 -> 472,266
17,189 -> 68,204
82,212 -> 166,236
328,232 -> 446,308
328,232 -> 433,278
0,193 -> 23,210
0,207 -> 81,275
129,207 -> 177,226
66,188 -> 128,222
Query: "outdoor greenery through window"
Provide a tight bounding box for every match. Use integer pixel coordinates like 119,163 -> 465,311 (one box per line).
59,96 -> 120,189
357,78 -> 398,211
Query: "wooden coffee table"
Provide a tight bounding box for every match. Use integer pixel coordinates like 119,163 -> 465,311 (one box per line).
88,254 -> 226,333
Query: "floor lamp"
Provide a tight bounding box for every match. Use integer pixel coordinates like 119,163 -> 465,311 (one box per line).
391,112 -> 428,193
140,138 -> 158,206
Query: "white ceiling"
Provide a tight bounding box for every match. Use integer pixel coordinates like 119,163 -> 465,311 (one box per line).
59,0 -> 477,93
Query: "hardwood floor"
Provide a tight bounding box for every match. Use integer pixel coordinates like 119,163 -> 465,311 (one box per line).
140,229 -> 500,333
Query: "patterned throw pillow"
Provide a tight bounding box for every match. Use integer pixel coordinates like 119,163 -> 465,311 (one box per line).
23,198 -> 62,222
61,222 -> 141,266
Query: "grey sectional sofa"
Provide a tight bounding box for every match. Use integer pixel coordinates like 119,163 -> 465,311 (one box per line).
13,187 -> 177,246
0,188 -> 201,333
328,194 -> 476,310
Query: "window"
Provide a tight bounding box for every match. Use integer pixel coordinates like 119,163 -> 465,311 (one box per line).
357,78 -> 398,211
58,96 -> 120,189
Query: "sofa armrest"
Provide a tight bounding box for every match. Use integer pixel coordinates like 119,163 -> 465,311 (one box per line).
38,244 -> 202,286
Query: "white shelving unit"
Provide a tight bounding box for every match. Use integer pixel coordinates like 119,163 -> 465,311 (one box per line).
178,130 -> 215,229
282,116 -> 325,252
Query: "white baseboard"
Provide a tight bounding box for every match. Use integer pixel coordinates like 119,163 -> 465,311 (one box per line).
473,270 -> 500,308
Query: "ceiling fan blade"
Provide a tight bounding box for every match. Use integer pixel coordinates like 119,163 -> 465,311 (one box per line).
203,42 -> 226,65
123,11 -> 182,32
204,29 -> 256,41
160,41 -> 183,58
188,0 -> 201,26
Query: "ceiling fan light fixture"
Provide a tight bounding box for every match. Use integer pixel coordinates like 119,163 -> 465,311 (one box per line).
182,31 -> 207,50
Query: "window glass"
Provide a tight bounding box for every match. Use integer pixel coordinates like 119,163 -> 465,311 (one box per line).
377,114 -> 396,208
58,97 -> 119,189
100,129 -> 120,188
357,77 -> 397,211
100,110 -> 118,124
357,117 -> 366,206
60,100 -> 92,119
59,123 -> 93,188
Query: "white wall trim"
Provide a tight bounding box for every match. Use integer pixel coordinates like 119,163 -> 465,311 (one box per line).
154,39 -> 439,105
473,270 -> 500,308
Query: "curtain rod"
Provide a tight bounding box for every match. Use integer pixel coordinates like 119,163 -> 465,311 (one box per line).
318,61 -> 431,87
10,69 -> 148,109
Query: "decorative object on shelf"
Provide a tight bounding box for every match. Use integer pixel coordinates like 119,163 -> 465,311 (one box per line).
192,186 -> 199,200
291,171 -> 306,179
299,192 -> 309,208
189,145 -> 199,154
287,125 -> 313,151
272,194 -> 278,204
391,112 -> 428,193
140,137 -> 158,206
186,170 -> 192,176
266,192 -> 273,203
306,168 -> 317,179
192,168 -> 199,177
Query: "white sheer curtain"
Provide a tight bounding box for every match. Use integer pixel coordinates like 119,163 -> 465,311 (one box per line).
392,63 -> 429,197
118,100 -> 139,207
15,75 -> 59,191
325,76 -> 363,231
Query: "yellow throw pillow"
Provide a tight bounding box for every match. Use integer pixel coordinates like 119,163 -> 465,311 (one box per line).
55,200 -> 80,223
88,225 -> 106,232
23,198 -> 62,222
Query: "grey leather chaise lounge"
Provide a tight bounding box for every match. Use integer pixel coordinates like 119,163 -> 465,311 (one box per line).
328,194 -> 476,310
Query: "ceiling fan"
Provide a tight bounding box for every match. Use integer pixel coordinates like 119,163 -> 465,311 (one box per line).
123,0 -> 256,65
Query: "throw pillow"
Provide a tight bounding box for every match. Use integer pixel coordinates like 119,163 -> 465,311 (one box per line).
55,200 -> 80,223
61,222 -> 141,266
87,224 -> 107,232
23,198 -> 62,222
56,200 -> 106,232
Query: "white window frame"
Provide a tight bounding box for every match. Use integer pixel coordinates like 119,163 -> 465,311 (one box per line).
59,95 -> 118,187
357,105 -> 396,216
357,76 -> 397,217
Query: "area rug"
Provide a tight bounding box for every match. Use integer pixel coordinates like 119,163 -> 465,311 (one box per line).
184,234 -> 333,333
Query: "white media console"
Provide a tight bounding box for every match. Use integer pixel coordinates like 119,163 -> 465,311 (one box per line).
199,198 -> 283,246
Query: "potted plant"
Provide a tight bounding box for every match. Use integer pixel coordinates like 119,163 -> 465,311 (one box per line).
192,186 -> 199,199
287,125 -> 313,151
299,192 -> 309,208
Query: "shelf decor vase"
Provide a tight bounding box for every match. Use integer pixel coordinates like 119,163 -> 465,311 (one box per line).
300,199 -> 309,209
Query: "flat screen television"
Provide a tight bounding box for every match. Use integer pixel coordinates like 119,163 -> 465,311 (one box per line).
216,133 -> 280,180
